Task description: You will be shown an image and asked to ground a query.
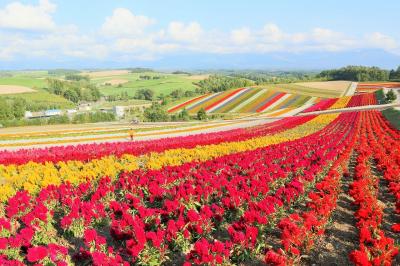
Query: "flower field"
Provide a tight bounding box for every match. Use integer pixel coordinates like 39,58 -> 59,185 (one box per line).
167,88 -> 316,114
0,106 -> 399,264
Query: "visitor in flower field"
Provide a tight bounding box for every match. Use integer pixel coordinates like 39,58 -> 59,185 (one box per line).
129,128 -> 135,141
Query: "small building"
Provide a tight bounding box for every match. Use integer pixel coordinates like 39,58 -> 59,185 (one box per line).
24,111 -> 33,119
113,106 -> 125,118
66,109 -> 77,116
78,103 -> 92,111
99,107 -> 113,113
44,109 -> 62,117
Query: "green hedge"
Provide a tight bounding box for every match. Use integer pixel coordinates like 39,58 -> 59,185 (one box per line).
381,108 -> 400,130
0,112 -> 115,128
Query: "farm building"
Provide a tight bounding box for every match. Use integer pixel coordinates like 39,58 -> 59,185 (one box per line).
24,111 -> 33,119
44,109 -> 62,117
113,106 -> 125,118
66,109 -> 77,116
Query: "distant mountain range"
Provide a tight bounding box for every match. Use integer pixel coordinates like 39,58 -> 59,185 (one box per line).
0,49 -> 398,71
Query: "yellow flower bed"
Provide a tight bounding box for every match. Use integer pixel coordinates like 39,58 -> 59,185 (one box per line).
0,114 -> 338,202
329,96 -> 351,109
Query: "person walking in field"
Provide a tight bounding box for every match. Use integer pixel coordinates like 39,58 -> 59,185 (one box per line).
128,128 -> 135,141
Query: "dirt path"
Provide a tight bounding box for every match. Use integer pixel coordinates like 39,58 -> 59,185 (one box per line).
373,164 -> 400,264
304,152 -> 359,266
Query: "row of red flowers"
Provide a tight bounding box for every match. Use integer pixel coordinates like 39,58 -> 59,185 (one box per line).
365,111 -> 400,233
349,111 -> 398,266
265,111 -> 359,265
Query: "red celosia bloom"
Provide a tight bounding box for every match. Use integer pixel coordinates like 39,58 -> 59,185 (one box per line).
27,246 -> 48,262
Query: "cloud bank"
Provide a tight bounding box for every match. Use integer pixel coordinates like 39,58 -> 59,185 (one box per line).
0,0 -> 399,65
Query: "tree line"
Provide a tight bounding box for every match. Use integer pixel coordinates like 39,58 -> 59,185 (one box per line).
317,65 -> 393,81
230,71 -> 317,84
389,66 -> 400,81
195,75 -> 254,93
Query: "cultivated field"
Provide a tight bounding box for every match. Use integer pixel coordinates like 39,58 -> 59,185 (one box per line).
0,85 -> 36,94
296,80 -> 351,92
81,70 -> 130,78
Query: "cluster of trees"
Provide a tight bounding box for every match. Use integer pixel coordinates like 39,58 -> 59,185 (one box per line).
0,97 -> 26,121
143,103 -> 169,122
139,75 -> 161,80
46,79 -> 101,103
389,66 -> 400,81
134,88 -> 154,101
169,89 -> 196,99
106,91 -> 130,102
195,75 -> 254,93
172,71 -> 191,75
318,66 -> 390,81
143,103 -> 208,122
385,89 -> 397,103
158,89 -> 197,106
65,74 -> 90,82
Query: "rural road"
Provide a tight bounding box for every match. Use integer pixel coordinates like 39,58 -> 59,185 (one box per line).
0,117 -> 278,151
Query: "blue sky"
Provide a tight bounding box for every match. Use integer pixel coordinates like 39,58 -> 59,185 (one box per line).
0,0 -> 399,70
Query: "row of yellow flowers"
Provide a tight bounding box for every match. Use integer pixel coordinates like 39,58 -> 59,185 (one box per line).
0,114 -> 338,202
329,96 -> 352,109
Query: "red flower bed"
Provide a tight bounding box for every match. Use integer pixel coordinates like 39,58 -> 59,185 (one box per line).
302,98 -> 337,113
346,93 -> 377,107
0,113 -> 360,265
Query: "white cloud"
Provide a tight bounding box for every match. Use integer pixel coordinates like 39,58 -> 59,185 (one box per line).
0,0 -> 56,31
262,23 -> 284,43
168,21 -> 203,42
231,27 -> 252,45
365,32 -> 398,51
101,8 -> 155,37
